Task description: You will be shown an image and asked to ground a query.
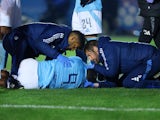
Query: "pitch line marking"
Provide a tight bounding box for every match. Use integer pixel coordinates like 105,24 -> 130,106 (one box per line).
0,104 -> 160,112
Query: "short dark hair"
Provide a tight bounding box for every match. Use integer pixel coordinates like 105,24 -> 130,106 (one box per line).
84,40 -> 98,53
72,30 -> 86,50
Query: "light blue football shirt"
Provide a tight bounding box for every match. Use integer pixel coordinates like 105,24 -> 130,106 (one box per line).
38,56 -> 87,89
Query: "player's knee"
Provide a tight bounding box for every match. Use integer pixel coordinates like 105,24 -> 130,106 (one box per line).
123,79 -> 144,88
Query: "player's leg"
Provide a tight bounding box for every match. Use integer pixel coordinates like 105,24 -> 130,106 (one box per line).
72,11 -> 84,33
153,17 -> 160,48
2,31 -> 21,76
123,61 -> 160,88
10,39 -> 28,76
138,17 -> 153,44
76,10 -> 102,36
143,51 -> 160,88
17,58 -> 38,89
122,66 -> 146,88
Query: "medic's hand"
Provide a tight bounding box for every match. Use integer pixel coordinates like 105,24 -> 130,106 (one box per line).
84,79 -> 94,88
57,55 -> 71,67
86,61 -> 95,69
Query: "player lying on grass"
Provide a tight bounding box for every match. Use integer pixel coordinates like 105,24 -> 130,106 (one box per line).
0,56 -> 117,89
84,36 -> 160,88
2,22 -> 86,83
8,56 -> 87,89
1,51 -> 160,89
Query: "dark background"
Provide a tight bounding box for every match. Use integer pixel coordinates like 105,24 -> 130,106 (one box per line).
21,0 -> 143,36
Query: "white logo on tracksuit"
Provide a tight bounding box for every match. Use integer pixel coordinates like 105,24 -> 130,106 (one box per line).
99,48 -> 109,70
131,75 -> 142,82
43,33 -> 64,44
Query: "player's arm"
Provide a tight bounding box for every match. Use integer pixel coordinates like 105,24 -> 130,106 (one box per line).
84,80 -> 117,88
35,39 -> 71,67
35,41 -> 60,59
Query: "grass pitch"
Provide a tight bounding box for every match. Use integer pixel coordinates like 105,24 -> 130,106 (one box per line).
0,88 -> 160,120
1,36 -> 159,120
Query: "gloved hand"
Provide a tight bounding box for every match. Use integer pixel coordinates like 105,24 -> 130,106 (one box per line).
80,0 -> 95,7
84,80 -> 94,88
146,0 -> 154,3
57,54 -> 71,67
86,61 -> 95,69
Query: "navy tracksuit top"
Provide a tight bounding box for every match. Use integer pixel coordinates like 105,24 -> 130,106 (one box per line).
94,36 -> 160,79
2,22 -> 72,75
3,22 -> 71,59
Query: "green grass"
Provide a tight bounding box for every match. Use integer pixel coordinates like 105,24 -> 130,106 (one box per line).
1,36 -> 159,120
0,88 -> 160,120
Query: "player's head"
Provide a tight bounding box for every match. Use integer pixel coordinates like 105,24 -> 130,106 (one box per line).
67,30 -> 86,50
0,70 -> 9,88
84,40 -> 99,63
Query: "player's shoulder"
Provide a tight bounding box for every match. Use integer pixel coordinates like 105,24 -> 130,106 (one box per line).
98,35 -> 111,46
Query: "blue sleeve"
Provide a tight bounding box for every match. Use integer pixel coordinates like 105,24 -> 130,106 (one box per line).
98,81 -> 117,88
32,24 -> 71,59
94,43 -> 119,78
35,40 -> 60,59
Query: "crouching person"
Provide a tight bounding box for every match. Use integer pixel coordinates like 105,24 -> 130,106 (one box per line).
84,36 -> 160,88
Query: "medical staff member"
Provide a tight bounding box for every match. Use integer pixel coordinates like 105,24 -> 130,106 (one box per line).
84,36 -> 160,88
2,22 -> 86,80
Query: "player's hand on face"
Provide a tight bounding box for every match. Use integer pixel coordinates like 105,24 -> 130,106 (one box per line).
57,55 -> 72,67
0,26 -> 11,39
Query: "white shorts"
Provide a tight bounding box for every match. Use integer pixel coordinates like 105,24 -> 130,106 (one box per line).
72,10 -> 102,35
17,58 -> 38,89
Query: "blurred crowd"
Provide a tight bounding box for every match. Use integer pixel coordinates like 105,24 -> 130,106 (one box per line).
20,0 -> 143,36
